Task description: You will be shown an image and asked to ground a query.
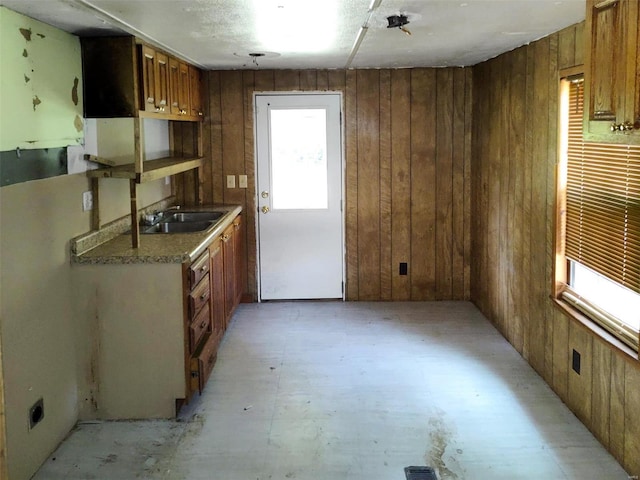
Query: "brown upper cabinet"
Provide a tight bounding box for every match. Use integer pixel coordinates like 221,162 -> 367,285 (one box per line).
584,0 -> 640,144
81,36 -> 203,121
188,65 -> 204,118
170,58 -> 191,116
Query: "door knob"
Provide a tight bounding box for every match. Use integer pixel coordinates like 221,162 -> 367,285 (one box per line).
261,206 -> 270,214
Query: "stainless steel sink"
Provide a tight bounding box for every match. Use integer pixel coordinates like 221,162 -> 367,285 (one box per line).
140,209 -> 228,234
143,221 -> 214,234
161,211 -> 224,223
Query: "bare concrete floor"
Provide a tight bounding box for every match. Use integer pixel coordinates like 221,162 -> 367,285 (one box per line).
34,301 -> 629,479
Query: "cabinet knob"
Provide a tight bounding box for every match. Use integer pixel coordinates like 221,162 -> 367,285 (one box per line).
200,321 -> 207,329
611,121 -> 636,132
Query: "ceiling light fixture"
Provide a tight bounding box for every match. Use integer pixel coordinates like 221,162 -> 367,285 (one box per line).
249,52 -> 265,67
387,14 -> 411,35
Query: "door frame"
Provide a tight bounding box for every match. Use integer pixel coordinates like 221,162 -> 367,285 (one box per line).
252,91 -> 346,302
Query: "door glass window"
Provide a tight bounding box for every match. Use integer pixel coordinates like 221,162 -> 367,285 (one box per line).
269,108 -> 328,210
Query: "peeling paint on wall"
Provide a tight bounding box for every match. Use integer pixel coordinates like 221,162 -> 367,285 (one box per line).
74,115 -> 83,133
19,27 -> 32,41
2,7 -> 83,150
72,77 -> 79,105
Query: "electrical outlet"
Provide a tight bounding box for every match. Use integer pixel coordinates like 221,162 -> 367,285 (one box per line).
29,398 -> 44,429
238,174 -> 248,188
82,191 -> 93,211
226,175 -> 236,188
572,349 -> 581,374
399,262 -> 408,275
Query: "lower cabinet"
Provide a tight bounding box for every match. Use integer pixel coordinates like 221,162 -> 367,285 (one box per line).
185,216 -> 244,401
74,212 -> 244,419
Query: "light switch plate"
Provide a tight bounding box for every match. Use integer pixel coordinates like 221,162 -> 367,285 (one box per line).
238,174 -> 248,188
226,175 -> 236,188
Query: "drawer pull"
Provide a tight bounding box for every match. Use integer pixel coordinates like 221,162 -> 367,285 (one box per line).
200,265 -> 207,272
200,321 -> 207,329
200,293 -> 207,300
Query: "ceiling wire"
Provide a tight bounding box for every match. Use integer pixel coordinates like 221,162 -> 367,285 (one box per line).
345,0 -> 383,68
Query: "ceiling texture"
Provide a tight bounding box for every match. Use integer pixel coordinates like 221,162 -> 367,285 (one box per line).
1,0 -> 586,70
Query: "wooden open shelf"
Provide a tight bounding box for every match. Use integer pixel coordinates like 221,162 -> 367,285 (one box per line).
87,156 -> 204,183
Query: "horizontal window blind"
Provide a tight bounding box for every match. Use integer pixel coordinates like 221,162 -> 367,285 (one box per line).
566,80 -> 640,294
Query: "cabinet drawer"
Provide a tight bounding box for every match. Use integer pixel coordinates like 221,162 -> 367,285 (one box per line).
189,250 -> 210,287
189,301 -> 211,352
190,333 -> 217,394
189,274 -> 210,317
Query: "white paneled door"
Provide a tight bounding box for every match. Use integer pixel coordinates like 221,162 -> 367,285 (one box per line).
255,94 -> 343,300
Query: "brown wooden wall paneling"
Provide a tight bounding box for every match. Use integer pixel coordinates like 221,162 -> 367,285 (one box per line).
463,69 -> 473,300
203,68 -> 471,303
240,71 -> 255,300
379,70 -> 392,300
559,24 -> 577,70
509,47 -> 527,353
435,69 -> 454,300
452,69 -> 467,301
544,34 -> 559,385
609,351 -> 626,467
486,56 -> 502,328
210,71 -> 224,205
300,70 -> 317,91
498,53 -> 510,336
390,69 -> 412,301
345,70 -> 359,300
356,70 -> 382,300
471,21 -> 640,476
591,339 -> 612,447
529,36 -> 551,377
470,62 -> 486,311
410,69 -> 437,300
568,321 -> 593,425
624,361 -> 640,474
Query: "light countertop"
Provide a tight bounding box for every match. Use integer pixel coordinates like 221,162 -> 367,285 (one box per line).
72,204 -> 242,265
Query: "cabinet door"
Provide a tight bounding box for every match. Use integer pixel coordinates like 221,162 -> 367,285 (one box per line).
209,238 -> 226,339
179,62 -> 191,114
626,0 -> 640,134
584,0 -> 640,143
170,58 -> 191,116
140,45 -> 157,112
233,215 -> 244,305
189,65 -> 203,117
169,57 -> 181,115
156,52 -> 170,112
222,224 -> 236,325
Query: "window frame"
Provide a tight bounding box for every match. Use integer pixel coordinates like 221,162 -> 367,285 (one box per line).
554,69 -> 640,357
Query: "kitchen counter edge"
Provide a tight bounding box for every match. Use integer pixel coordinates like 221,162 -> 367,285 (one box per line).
72,205 -> 243,265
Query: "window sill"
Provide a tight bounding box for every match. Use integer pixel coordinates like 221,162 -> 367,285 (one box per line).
551,297 -> 639,362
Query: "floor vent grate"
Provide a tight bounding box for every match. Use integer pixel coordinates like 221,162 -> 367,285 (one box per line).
405,466 -> 438,480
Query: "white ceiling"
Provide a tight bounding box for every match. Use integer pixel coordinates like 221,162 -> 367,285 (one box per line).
1,0 -> 586,69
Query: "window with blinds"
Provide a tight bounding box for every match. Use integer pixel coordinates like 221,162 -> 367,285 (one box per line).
560,77 -> 640,350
